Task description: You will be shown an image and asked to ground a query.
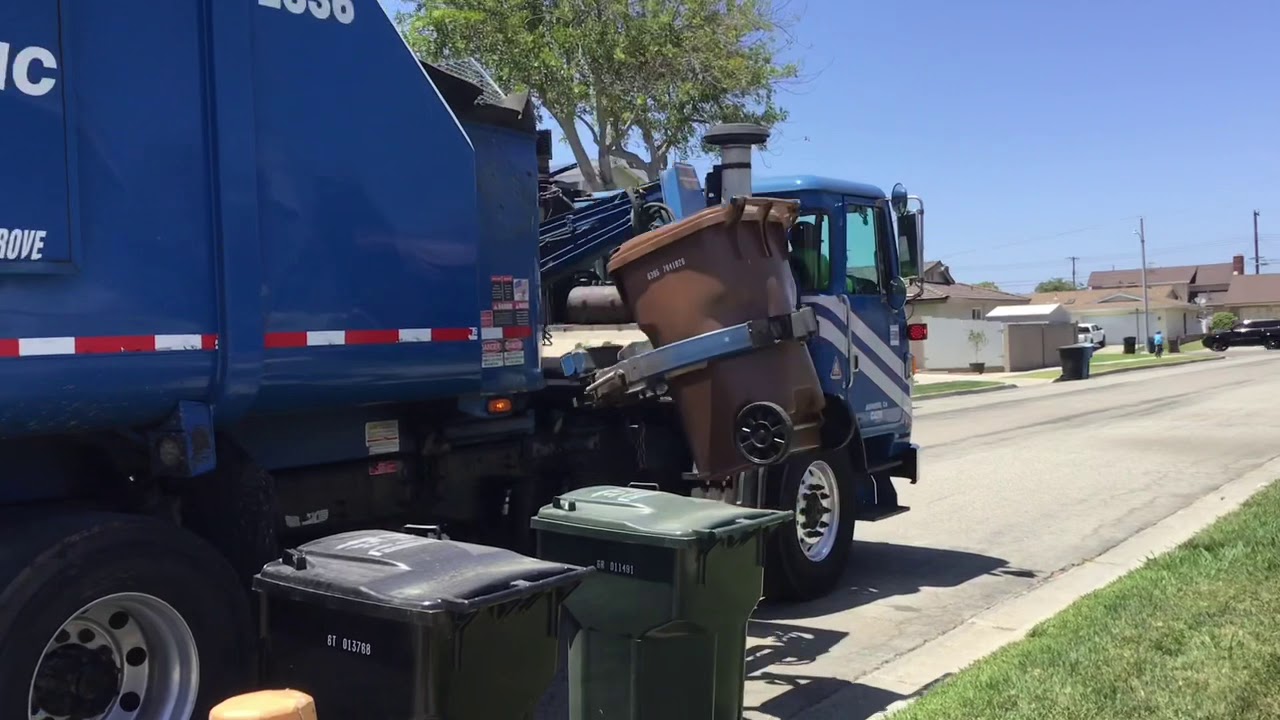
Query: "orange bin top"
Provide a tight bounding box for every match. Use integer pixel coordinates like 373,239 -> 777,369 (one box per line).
208,689 -> 317,720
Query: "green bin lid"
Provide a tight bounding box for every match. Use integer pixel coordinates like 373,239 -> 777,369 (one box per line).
530,485 -> 793,549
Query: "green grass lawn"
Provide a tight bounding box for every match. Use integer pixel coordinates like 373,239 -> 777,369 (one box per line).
893,479 -> 1280,720
912,380 -> 1007,397
1018,353 -> 1218,380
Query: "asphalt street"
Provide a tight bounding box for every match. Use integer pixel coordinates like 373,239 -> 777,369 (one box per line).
533,349 -> 1280,720
743,348 -> 1280,719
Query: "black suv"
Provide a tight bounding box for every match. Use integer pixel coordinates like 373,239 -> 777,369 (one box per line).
1203,318 -> 1280,351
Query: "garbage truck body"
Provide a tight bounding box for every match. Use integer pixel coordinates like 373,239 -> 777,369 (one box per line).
0,1 -> 922,716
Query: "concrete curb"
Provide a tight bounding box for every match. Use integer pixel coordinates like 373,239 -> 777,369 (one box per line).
795,455 -> 1280,720
912,384 -> 1014,402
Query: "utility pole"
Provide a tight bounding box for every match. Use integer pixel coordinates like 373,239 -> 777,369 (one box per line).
1067,256 -> 1080,287
1138,216 -> 1150,347
1255,210 -> 1262,274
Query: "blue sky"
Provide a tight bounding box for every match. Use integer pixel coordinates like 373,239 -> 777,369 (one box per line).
379,0 -> 1279,291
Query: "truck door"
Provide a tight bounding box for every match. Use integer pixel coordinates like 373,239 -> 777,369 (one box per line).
790,210 -> 856,405
839,198 -> 908,433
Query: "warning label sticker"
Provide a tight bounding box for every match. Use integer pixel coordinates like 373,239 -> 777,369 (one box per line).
504,338 -> 525,366
513,277 -> 530,302
480,310 -> 494,328
365,420 -> 400,456
830,358 -> 843,381
482,339 -> 503,368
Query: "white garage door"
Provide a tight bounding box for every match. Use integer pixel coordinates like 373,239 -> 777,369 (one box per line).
1077,313 -> 1144,345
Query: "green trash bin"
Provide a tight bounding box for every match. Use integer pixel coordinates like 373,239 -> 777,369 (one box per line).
531,485 -> 793,720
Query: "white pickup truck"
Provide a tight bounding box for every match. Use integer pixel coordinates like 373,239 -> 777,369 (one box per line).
1077,323 -> 1106,347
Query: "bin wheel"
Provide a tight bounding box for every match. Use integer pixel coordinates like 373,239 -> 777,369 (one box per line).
763,449 -> 858,601
0,510 -> 254,720
735,402 -> 794,466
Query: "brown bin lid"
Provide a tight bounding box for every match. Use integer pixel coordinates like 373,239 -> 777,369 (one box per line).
607,198 -> 800,275
209,690 -> 318,720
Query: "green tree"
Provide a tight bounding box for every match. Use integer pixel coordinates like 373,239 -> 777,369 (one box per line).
1210,311 -> 1238,332
973,281 -> 1002,291
399,0 -> 798,190
1034,278 -> 1079,293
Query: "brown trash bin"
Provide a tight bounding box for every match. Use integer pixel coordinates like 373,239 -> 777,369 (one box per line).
607,196 -> 825,479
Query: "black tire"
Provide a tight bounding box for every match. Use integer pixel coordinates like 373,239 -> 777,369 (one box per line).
1264,337 -> 1280,351
763,449 -> 859,601
0,510 -> 254,720
1209,339 -> 1230,352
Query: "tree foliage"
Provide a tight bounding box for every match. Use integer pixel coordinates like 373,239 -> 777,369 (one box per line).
973,281 -> 1002,291
399,0 -> 799,190
1210,311 -> 1238,332
1034,278 -> 1079,293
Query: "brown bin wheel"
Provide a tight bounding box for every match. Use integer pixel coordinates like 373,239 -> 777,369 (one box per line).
735,401 -> 794,466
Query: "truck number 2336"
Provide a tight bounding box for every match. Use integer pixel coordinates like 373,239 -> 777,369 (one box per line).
260,0 -> 355,25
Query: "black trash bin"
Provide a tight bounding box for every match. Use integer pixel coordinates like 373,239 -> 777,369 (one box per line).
1169,336 -> 1181,353
1147,336 -> 1156,354
253,529 -> 592,720
1059,343 -> 1093,381
1123,336 -> 1137,354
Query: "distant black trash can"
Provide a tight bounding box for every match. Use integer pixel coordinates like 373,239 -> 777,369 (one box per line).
1169,337 -> 1181,353
1147,336 -> 1156,354
254,529 -> 592,720
1123,336 -> 1137,354
1059,343 -> 1094,381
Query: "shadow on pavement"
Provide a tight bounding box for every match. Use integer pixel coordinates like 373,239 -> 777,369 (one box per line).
539,542 -> 1031,719
756,540 -> 1031,621
744,620 -> 871,718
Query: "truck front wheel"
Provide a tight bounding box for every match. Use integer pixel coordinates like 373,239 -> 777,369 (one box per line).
764,449 -> 858,601
0,511 -> 253,720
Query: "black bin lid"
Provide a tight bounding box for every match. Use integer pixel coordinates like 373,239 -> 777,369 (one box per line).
254,530 -> 591,622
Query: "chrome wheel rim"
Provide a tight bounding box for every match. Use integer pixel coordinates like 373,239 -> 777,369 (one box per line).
29,593 -> 199,720
795,460 -> 840,562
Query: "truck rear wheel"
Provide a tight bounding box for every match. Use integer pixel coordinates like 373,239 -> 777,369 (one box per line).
0,511 -> 253,720
764,449 -> 858,601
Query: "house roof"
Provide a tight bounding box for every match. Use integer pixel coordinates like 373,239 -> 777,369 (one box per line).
1191,263 -> 1237,287
1029,287 -> 1198,312
1219,274 -> 1280,307
914,281 -> 1030,304
1087,262 -> 1236,290
986,303 -> 1072,324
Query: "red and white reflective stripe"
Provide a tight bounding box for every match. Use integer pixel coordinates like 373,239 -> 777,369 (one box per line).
0,325 -> 527,358
479,326 -> 533,340
0,334 -> 219,358
262,327 -> 478,349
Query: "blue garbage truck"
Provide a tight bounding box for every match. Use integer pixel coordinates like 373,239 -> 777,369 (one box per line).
1,1 -> 924,715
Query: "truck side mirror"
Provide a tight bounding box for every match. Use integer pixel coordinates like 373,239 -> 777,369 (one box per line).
897,208 -> 924,297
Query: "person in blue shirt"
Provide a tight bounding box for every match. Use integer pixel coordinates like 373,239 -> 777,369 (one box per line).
1153,330 -> 1164,358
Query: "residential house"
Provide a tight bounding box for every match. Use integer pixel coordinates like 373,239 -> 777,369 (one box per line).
1029,287 -> 1200,342
908,261 -> 1030,371
912,261 -> 1031,320
1214,274 -> 1280,321
1086,255 -> 1245,311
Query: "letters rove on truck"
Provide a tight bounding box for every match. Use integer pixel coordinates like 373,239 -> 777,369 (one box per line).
0,42 -> 58,97
0,229 -> 47,261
